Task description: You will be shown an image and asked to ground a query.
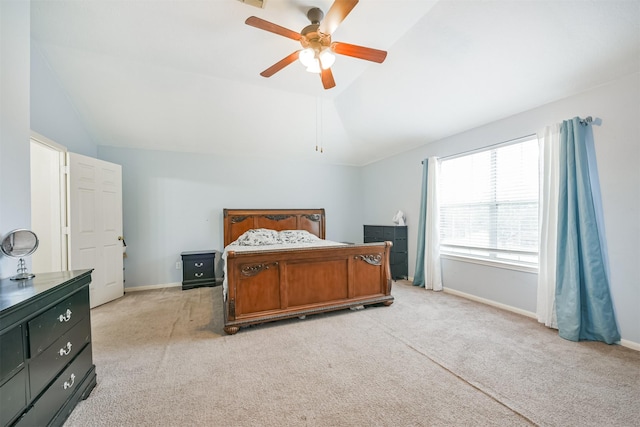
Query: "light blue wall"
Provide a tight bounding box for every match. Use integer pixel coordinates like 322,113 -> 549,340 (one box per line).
0,1 -> 31,279
97,146 -> 363,288
30,43 -> 97,157
362,72 -> 640,345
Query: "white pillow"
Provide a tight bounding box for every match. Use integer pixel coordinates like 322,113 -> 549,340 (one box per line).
235,228 -> 280,246
278,230 -> 320,244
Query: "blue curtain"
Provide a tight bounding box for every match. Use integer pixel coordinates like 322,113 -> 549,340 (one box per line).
555,117 -> 620,344
413,159 -> 428,287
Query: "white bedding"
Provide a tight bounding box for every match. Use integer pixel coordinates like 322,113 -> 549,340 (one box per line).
221,237 -> 345,302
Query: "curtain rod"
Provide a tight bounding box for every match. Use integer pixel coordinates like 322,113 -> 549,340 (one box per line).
421,133 -> 536,164
421,116 -> 598,164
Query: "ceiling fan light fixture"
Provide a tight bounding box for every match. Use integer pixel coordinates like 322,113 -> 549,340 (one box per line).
319,48 -> 335,69
299,48 -> 316,68
306,59 -> 321,74
245,0 -> 387,89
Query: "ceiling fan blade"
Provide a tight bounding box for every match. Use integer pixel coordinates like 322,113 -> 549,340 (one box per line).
331,42 -> 387,63
260,51 -> 301,77
245,16 -> 302,41
319,0 -> 359,35
320,67 -> 336,90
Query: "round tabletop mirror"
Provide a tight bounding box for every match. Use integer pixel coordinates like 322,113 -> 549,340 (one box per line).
1,229 -> 39,280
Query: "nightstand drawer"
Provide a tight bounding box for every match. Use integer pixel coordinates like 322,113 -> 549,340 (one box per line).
28,289 -> 89,356
183,257 -> 214,280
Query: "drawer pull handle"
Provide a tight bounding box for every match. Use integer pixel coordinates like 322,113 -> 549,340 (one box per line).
58,309 -> 72,322
63,373 -> 75,390
194,262 -> 204,267
59,342 -> 73,356
194,272 -> 204,278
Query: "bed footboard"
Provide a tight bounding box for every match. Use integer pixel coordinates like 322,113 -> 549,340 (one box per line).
223,242 -> 394,334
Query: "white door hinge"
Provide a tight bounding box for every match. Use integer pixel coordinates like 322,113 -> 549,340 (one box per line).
62,227 -> 70,235
61,165 -> 70,174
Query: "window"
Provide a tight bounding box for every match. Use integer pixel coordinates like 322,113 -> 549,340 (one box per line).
439,136 -> 539,267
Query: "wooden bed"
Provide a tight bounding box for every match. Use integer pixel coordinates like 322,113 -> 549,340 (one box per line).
222,208 -> 394,334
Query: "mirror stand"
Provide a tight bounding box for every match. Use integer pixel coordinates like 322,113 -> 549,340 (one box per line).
11,257 -> 36,280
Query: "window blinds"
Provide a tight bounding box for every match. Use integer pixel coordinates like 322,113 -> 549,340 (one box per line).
439,136 -> 539,266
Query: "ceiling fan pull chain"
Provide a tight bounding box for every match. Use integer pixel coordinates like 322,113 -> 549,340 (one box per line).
315,97 -> 324,154
320,97 -> 324,153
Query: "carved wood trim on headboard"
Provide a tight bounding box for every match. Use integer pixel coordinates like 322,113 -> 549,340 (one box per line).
223,209 -> 326,247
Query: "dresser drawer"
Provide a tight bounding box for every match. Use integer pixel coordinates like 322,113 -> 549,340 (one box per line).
383,227 -> 396,240
390,252 -> 406,266
391,264 -> 408,280
29,318 -> 91,398
391,238 -> 407,252
0,368 -> 26,426
386,226 -> 407,239
0,325 -> 24,382
22,343 -> 93,427
28,289 -> 90,356
363,225 -> 384,241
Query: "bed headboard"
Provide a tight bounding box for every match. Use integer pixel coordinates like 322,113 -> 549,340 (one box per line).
223,209 -> 326,247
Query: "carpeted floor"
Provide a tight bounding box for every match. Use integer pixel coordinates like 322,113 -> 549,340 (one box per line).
64,281 -> 640,427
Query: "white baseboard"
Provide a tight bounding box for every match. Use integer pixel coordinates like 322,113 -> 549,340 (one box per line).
442,287 -> 537,319
442,287 -> 640,352
620,339 -> 640,352
125,282 -> 181,292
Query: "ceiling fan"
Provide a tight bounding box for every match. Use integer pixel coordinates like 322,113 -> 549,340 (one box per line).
245,0 -> 387,90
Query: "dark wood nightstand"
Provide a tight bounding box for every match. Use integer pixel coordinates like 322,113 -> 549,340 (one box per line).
180,250 -> 217,290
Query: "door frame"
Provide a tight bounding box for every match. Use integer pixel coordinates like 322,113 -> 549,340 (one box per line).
30,131 -> 69,272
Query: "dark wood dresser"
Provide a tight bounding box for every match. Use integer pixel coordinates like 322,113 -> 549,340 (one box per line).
0,270 -> 96,427
180,251 -> 217,290
363,225 -> 408,280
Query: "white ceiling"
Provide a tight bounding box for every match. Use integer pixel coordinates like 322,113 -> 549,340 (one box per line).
31,0 -> 640,166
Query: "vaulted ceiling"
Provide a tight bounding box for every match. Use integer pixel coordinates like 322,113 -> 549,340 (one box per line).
31,0 -> 640,166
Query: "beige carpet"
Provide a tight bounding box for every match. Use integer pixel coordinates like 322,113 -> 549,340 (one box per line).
64,281 -> 639,427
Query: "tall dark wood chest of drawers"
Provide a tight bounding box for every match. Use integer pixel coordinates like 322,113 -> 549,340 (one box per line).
181,251 -> 217,290
363,225 -> 408,280
0,270 -> 96,427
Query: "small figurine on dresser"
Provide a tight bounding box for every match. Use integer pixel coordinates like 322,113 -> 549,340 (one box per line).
392,210 -> 406,226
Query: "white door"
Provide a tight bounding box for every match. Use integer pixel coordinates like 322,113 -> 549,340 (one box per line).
68,152 -> 124,308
